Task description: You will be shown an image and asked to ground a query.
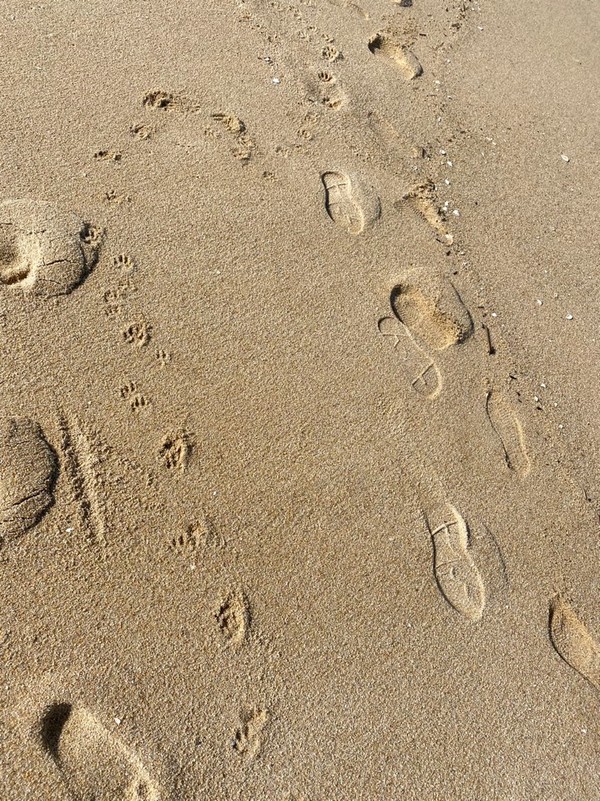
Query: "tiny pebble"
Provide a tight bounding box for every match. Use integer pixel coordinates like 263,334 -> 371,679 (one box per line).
491,312 -> 497,318
114,717 -> 122,725
444,179 -> 450,185
440,149 -> 446,155
66,527 -> 74,533
558,424 -> 564,430
561,154 -> 570,162
452,209 -> 460,216
536,299 -> 543,305
446,160 -> 453,167
566,313 -> 573,320
272,77 -> 280,84
540,383 -> 547,388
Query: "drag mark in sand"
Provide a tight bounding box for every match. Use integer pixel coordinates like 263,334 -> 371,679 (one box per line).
485,391 -> 531,478
39,701 -> 160,799
58,411 -> 107,546
549,595 -> 600,691
427,506 -> 485,622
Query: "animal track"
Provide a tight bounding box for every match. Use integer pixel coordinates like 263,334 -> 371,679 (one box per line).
232,707 -> 268,759
486,391 -> 531,478
120,383 -> 150,413
94,150 -> 122,162
216,591 -> 250,645
211,113 -> 255,163
549,595 -> 600,691
0,200 -> 100,297
0,418 -> 57,546
156,349 -> 172,367
123,320 -> 152,348
321,171 -> 380,235
322,45 -> 342,62
113,254 -> 136,273
390,269 -> 473,351
58,411 -> 107,546
142,89 -> 198,114
39,701 -> 160,800
368,33 -> 423,80
159,432 -> 192,472
170,516 -> 218,555
130,122 -> 153,140
398,180 -> 453,244
377,316 -> 442,399
427,505 -> 485,622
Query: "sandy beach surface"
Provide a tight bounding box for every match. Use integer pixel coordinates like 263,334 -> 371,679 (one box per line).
0,1 -> 599,798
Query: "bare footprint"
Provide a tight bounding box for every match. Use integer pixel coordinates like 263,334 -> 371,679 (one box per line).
39,701 -> 160,799
321,171 -> 380,235
0,200 -> 100,297
368,33 -> 423,80
232,707 -> 269,760
0,418 -> 57,546
377,316 -> 442,399
397,180 -> 453,244
549,595 -> 600,691
390,269 -> 473,351
486,391 -> 531,479
427,505 -> 485,622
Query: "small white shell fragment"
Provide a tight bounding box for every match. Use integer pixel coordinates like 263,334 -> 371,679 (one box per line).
561,154 -> 570,162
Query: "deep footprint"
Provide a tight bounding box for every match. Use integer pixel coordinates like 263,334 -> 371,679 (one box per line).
377,316 -> 442,399
390,270 -> 473,351
0,199 -> 100,297
427,505 -> 485,622
549,595 -> 600,691
39,702 -> 160,800
0,418 -> 57,546
368,33 -> 423,79
321,171 -> 380,235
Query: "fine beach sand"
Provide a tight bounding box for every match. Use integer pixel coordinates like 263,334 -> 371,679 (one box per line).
1,1 -> 599,799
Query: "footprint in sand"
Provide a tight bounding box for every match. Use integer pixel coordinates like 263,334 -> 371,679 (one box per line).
549,595 -> 600,691
390,268 -> 473,351
486,390 -> 531,479
216,591 -> 250,645
232,706 -> 269,760
321,171 -> 380,235
368,33 -> 423,80
0,418 -> 58,546
39,701 -> 160,800
0,200 -> 100,297
397,180 -> 454,244
426,505 -> 485,622
377,315 -> 442,399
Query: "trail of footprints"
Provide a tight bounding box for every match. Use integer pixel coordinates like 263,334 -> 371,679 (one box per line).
2,7 -> 596,792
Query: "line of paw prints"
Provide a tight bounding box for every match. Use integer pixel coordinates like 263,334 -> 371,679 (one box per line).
105,254 -> 172,366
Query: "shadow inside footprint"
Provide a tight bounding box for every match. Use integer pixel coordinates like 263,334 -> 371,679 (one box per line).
39,701 -> 160,800
390,273 -> 473,351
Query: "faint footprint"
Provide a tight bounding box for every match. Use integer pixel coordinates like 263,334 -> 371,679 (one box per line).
0,200 -> 100,297
159,431 -> 193,472
232,707 -> 268,759
486,391 -> 531,479
390,269 -> 473,351
377,316 -> 442,399
0,418 -> 57,546
549,595 -> 600,691
142,89 -> 198,114
216,591 -> 250,645
39,702 -> 160,800
427,505 -> 485,622
321,171 -> 380,235
368,33 -> 422,79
